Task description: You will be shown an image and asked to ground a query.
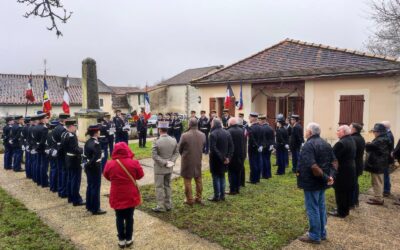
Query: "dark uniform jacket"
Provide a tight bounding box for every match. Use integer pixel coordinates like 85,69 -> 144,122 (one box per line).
11,123 -> 24,148
393,139 -> 400,161
290,123 -> 304,150
351,133 -> 366,176
84,137 -> 102,169
99,123 -> 109,146
209,124 -> 234,175
222,115 -> 230,128
276,127 -> 289,150
2,124 -> 12,147
28,125 -> 36,152
227,125 -> 245,171
114,116 -> 126,138
62,131 -> 83,169
52,124 -> 66,157
22,124 -> 30,148
45,129 -> 57,159
365,134 -> 391,174
386,131 -> 395,164
262,124 -> 275,149
198,117 -> 210,134
297,134 -> 336,191
248,122 -> 265,152
33,123 -> 48,153
333,135 -> 356,191
172,118 -> 183,134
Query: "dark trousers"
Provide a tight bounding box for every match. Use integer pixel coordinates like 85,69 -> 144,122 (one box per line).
240,162 -> 246,187
174,131 -> 182,144
276,148 -> 286,175
4,145 -> 13,169
202,132 -> 209,154
39,153 -> 49,187
334,189 -> 352,217
261,150 -> 272,179
57,157 -> 68,198
25,151 -> 31,178
212,173 -> 226,199
49,158 -> 58,192
12,148 -> 23,171
352,176 -> 360,206
138,131 -> 147,147
101,143 -> 109,171
284,149 -> 289,167
30,153 -> 38,182
249,150 -> 262,183
115,207 -> 135,241
292,149 -> 300,172
108,136 -> 114,155
383,167 -> 391,194
228,168 -> 240,193
85,166 -> 102,213
32,152 -> 39,184
68,167 -> 83,205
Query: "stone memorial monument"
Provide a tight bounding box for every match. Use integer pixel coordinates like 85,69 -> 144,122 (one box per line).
75,58 -> 105,141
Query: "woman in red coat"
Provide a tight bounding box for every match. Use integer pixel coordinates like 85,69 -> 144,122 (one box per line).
104,142 -> 144,248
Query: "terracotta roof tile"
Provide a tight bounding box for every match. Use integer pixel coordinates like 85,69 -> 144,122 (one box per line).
192,39 -> 400,84
0,74 -> 112,105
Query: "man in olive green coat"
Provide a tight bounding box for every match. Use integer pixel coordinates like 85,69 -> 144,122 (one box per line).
152,121 -> 179,212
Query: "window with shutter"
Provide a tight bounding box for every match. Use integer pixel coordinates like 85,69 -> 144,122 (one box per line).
209,97 -> 216,115
339,95 -> 364,125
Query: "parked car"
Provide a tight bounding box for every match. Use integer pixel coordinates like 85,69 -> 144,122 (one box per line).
147,115 -> 158,128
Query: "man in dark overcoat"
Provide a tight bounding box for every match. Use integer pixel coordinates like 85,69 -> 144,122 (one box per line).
350,123 -> 365,207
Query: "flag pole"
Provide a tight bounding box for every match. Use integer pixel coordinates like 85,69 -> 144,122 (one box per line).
25,98 -> 28,117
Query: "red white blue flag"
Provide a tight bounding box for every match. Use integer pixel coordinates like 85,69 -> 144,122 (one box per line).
25,74 -> 35,102
224,84 -> 235,109
62,76 -> 70,114
236,82 -> 243,110
42,76 -> 52,115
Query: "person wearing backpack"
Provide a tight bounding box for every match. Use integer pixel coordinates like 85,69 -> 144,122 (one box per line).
103,142 -> 144,248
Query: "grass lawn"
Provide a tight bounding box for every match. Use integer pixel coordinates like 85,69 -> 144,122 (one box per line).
138,156 -> 371,250
0,188 -> 75,250
129,142 -> 152,160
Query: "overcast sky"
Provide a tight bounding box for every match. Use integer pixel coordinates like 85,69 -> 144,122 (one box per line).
0,0 -> 375,87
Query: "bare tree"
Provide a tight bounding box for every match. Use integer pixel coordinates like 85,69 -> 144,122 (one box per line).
366,0 -> 400,58
17,0 -> 72,37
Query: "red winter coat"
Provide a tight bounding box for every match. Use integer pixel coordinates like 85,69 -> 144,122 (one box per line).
103,142 -> 144,210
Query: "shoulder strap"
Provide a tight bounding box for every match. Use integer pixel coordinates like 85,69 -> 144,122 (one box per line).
115,159 -> 141,200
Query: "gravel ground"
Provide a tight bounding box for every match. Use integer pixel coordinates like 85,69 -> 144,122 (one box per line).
284,169 -> 400,250
0,155 -> 221,250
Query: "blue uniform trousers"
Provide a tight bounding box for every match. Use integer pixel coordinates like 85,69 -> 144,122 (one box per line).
30,153 -> 38,182
49,158 -> 58,192
12,148 -> 23,171
276,148 -> 287,175
68,167 -> 83,205
202,132 -> 209,154
174,131 -> 181,144
4,145 -> 13,169
85,166 -> 102,213
261,150 -> 272,179
32,152 -> 39,184
25,151 -> 31,178
384,167 -> 391,194
292,149 -> 300,173
249,150 -> 262,183
101,143 -> 108,171
39,153 -> 49,187
57,157 -> 68,198
108,136 -> 114,155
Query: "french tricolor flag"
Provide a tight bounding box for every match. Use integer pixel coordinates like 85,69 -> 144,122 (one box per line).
62,76 -> 70,114
224,84 -> 235,109
26,74 -> 35,102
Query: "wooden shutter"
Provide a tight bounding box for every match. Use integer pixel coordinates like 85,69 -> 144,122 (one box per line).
209,98 -> 216,115
339,95 -> 364,125
229,96 -> 236,117
267,97 -> 277,128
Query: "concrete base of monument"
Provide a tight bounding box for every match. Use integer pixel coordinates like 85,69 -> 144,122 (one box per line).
75,109 -> 106,142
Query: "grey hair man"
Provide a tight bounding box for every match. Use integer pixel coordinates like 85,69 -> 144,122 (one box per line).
329,125 -> 356,218
151,121 -> 179,212
297,122 -> 337,244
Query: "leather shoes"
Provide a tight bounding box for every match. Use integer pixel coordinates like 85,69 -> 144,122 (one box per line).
328,211 -> 346,218
298,235 -> 320,244
383,192 -> 391,197
73,201 -> 86,206
92,209 -> 107,215
207,197 -> 220,202
367,199 -> 384,205
225,191 -> 238,195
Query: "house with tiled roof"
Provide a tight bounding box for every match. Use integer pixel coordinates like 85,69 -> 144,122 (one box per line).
192,39 -> 400,141
0,74 -> 113,117
109,86 -> 146,114
148,65 -> 223,115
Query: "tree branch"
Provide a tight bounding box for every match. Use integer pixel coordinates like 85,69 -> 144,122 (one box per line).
17,0 -> 72,37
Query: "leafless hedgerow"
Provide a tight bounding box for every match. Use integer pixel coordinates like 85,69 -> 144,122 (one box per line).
17,0 -> 72,37
366,0 -> 400,58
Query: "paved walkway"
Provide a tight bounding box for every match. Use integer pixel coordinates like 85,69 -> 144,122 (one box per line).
284,170 -> 400,250
0,156 -> 221,250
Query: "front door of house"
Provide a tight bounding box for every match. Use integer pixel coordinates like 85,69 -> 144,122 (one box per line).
267,96 -> 304,128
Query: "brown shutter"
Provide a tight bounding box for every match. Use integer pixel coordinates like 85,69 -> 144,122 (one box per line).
209,97 -> 216,115
339,95 -> 352,125
229,96 -> 236,117
352,95 -> 364,125
267,97 -> 277,128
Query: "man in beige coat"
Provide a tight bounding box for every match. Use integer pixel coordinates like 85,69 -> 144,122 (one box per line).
179,118 -> 206,206
152,121 -> 179,212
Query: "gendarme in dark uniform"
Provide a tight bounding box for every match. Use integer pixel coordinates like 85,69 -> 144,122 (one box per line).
10,115 -> 25,172
22,116 -> 31,178
27,116 -> 38,179
2,116 -> 14,170
46,120 -> 59,192
259,115 -> 275,179
247,112 -> 265,184
98,117 -> 110,171
198,111 -> 210,154
84,125 -> 107,215
290,115 -> 304,173
62,119 -> 85,206
53,113 -> 70,198
172,113 -> 183,143
33,112 -> 49,187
